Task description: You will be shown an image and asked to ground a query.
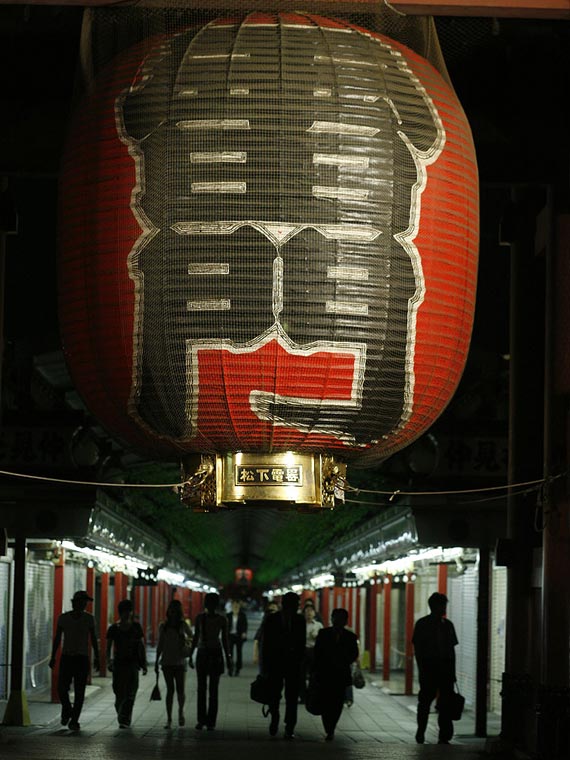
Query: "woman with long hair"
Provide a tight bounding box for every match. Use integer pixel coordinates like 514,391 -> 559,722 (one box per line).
189,593 -> 231,731
155,599 -> 192,728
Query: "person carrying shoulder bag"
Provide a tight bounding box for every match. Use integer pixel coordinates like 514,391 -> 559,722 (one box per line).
155,599 -> 192,729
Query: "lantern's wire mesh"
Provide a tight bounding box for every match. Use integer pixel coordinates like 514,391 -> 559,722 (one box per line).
78,6 -> 451,89
59,3 -> 478,466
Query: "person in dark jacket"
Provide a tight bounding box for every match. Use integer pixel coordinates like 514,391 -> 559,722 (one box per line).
106,598 -> 147,728
261,591 -> 306,738
412,592 -> 458,745
189,593 -> 231,731
253,600 -> 278,671
226,599 -> 247,676
313,608 -> 359,741
49,589 -> 100,732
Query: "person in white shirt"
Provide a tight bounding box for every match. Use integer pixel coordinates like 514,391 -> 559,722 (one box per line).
49,590 -> 100,731
226,599 -> 247,676
299,602 -> 323,703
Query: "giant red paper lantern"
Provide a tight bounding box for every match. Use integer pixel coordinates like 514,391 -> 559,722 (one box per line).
59,12 -> 478,484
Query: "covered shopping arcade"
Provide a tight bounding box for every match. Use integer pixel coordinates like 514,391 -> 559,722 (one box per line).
1,2 -> 570,760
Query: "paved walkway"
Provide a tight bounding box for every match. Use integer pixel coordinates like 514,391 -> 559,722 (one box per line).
1,631 -> 503,760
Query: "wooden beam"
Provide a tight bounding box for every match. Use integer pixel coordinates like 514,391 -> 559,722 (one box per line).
387,0 -> 570,18
0,0 -> 568,19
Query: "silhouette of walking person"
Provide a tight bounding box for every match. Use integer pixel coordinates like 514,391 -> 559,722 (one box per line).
155,599 -> 192,728
299,601 -> 323,703
261,591 -> 306,739
106,598 -> 147,728
226,599 -> 247,676
252,599 -> 278,672
412,592 -> 459,744
313,608 -> 359,741
189,592 -> 231,731
49,589 -> 100,731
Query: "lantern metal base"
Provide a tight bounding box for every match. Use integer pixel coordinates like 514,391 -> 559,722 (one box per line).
180,453 -> 346,512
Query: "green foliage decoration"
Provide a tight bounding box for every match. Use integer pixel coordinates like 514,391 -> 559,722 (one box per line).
255,500 -> 375,584
120,463 -> 235,583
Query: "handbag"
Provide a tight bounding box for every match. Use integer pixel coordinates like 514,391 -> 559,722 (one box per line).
351,661 -> 365,689
250,673 -> 276,716
250,674 -> 273,705
450,684 -> 465,721
305,675 -> 322,716
150,672 -> 161,701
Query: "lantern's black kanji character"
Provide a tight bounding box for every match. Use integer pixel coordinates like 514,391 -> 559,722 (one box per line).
120,17 -> 440,444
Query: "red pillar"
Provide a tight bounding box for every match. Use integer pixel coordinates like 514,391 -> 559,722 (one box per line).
182,588 -> 191,620
347,587 -> 355,629
343,587 -> 350,615
86,567 -> 95,609
191,591 -> 202,622
99,573 -> 109,677
368,578 -> 378,673
156,582 -> 163,629
150,585 -> 160,645
382,575 -> 392,681
51,548 -> 65,702
134,584 -> 141,623
321,587 -> 331,627
158,581 -> 168,623
355,586 -> 362,640
437,563 -> 448,595
141,586 -> 149,639
333,586 -> 343,611
114,571 -> 129,618
404,579 -> 415,695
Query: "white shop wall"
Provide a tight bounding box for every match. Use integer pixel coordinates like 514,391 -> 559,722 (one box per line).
490,564 -> 507,714
448,563 -> 478,707
25,561 -> 54,694
63,563 -> 87,612
0,559 -> 11,699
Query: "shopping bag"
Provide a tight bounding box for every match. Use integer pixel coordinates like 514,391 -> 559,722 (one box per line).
250,674 -> 273,705
150,672 -> 161,701
450,685 -> 465,720
305,676 -> 322,716
250,674 -> 274,717
351,661 -> 365,689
